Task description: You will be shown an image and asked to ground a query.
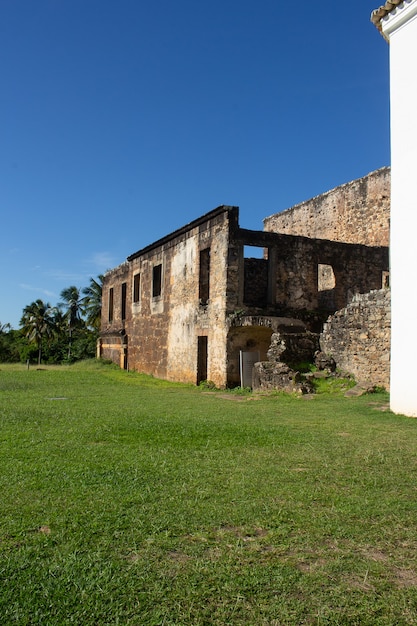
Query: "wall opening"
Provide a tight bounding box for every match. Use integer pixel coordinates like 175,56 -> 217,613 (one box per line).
318,264 -> 336,310
133,273 -> 141,303
244,245 -> 265,259
108,287 -> 114,322
197,336 -> 208,385
382,270 -> 390,288
121,282 -> 127,321
227,325 -> 273,387
243,246 -> 268,306
152,264 -> 162,298
199,248 -> 210,305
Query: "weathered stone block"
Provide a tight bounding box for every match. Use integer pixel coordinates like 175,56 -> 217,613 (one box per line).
252,361 -> 310,394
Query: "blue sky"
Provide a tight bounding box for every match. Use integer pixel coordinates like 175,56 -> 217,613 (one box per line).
1,0 -> 389,328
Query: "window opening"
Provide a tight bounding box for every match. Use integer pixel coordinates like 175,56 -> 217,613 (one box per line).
133,273 -> 141,303
318,264 -> 336,291
121,282 -> 127,321
152,264 -> 162,298
318,264 -> 336,310
199,248 -> 210,305
243,245 -> 268,306
244,245 -> 266,259
108,287 -> 114,322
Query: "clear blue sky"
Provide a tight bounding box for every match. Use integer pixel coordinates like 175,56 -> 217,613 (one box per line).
1,0 -> 389,328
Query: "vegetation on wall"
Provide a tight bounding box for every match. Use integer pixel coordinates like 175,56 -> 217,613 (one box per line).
0,275 -> 103,365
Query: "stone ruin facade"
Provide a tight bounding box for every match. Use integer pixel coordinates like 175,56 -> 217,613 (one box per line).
264,167 -> 390,248
99,167 -> 390,390
261,166 -> 391,391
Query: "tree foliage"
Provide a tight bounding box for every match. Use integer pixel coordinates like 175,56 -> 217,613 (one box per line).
0,323 -> 18,362
20,300 -> 56,365
82,275 -> 103,331
59,286 -> 85,359
1,275 -> 104,365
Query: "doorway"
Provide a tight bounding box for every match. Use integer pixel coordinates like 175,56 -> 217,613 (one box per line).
197,336 -> 208,384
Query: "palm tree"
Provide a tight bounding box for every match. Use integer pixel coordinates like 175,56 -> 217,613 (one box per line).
59,286 -> 84,359
0,321 -> 12,363
50,306 -> 67,334
82,275 -> 103,332
0,322 -> 11,333
20,300 -> 55,365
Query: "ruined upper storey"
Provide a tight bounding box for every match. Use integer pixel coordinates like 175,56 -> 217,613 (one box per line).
263,167 -> 390,248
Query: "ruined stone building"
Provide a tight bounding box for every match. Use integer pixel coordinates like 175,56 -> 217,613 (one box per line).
99,168 -> 390,389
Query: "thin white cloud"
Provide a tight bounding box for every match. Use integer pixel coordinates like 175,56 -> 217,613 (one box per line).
44,270 -> 86,282
19,284 -> 57,298
25,254 -> 117,292
88,252 -> 117,272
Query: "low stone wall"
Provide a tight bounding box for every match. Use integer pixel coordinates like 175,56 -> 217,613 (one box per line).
320,289 -> 391,390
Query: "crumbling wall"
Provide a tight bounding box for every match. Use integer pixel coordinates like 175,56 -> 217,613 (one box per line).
264,167 -> 390,247
272,236 -> 388,313
320,289 -> 390,390
226,227 -> 389,315
251,319 -> 319,393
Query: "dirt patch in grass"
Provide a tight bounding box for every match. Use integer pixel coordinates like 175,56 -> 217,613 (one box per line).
360,547 -> 388,562
296,558 -> 327,573
216,394 -> 249,401
367,401 -> 390,412
125,553 -> 141,563
215,525 -> 269,540
343,573 -> 376,592
200,392 -> 263,401
394,568 -> 417,588
168,550 -> 191,564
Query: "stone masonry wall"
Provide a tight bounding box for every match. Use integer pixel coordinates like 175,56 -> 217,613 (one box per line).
320,289 -> 391,390
225,227 -> 389,316
100,206 -> 236,387
264,167 -> 390,247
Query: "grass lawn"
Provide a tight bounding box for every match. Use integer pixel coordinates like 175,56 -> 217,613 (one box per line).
0,360 -> 416,625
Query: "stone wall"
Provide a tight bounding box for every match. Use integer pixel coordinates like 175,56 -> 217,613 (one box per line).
100,206 -> 237,387
320,289 -> 391,390
100,203 -> 390,389
229,227 -> 389,314
264,167 -> 390,247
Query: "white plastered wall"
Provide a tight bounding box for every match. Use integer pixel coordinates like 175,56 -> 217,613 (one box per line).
381,0 -> 417,415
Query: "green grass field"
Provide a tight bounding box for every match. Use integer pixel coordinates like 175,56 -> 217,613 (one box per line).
0,361 -> 416,625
